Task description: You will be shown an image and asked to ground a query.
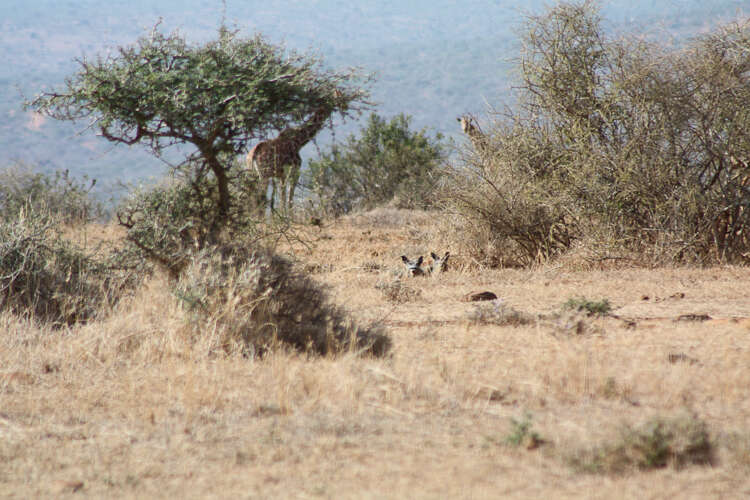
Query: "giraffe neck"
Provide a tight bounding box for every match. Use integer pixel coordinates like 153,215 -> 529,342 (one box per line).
277,106 -> 332,152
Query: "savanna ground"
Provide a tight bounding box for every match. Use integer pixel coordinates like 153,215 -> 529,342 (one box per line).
2,208 -> 750,499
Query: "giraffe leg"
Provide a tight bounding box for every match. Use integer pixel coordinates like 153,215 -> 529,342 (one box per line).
287,164 -> 301,212
283,178 -> 291,214
269,178 -> 277,212
278,174 -> 288,213
258,178 -> 269,210
281,158 -> 301,213
279,164 -> 294,213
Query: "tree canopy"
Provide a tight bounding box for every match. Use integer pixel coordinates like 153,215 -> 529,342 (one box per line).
28,25 -> 369,223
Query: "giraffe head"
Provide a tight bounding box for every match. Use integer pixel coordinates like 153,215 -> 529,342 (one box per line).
429,251 -> 450,274
400,255 -> 426,277
457,114 -> 479,136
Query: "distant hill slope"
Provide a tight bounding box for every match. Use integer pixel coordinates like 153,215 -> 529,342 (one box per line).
1,1 -> 746,190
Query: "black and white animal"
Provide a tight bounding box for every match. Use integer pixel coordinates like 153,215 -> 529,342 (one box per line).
429,251 -> 450,274
400,255 -> 426,277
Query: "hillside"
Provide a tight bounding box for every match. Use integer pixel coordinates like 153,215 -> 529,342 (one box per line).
1,0 -> 747,191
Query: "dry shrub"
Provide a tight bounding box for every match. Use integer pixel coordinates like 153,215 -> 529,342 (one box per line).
440,128 -> 575,268
174,243 -> 390,357
0,209 -> 136,326
467,300 -> 535,326
375,279 -> 422,304
442,1 -> 750,267
570,415 -> 715,474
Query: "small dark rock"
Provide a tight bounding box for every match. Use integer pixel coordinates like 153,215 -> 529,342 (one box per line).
461,291 -> 498,302
675,314 -> 711,322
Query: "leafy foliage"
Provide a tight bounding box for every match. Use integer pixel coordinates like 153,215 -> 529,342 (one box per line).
505,413 -> 545,449
115,166 -> 269,279
305,113 -> 446,216
563,297 -> 612,317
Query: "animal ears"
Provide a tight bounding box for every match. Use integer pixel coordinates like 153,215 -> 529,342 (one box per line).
431,252 -> 438,259
430,251 -> 450,260
402,255 -> 425,266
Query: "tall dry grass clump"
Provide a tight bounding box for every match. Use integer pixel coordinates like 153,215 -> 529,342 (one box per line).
442,1 -> 750,267
174,243 -> 391,357
0,208 -> 136,326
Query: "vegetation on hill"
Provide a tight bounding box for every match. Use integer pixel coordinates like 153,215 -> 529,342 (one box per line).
0,167 -> 137,326
0,164 -> 101,224
3,1 -> 747,183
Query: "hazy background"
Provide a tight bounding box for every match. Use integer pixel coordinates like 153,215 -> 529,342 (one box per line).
1,0 -> 746,190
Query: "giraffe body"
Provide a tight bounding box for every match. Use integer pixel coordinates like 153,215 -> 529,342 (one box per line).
247,138 -> 303,211
247,103 -> 334,211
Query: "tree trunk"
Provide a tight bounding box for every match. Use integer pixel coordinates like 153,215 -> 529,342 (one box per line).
204,152 -> 231,233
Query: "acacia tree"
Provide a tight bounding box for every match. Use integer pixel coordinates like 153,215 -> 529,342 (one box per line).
28,25 -> 368,230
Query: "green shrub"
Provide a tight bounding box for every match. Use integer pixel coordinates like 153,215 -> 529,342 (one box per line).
505,413 -> 545,449
442,1 -> 750,266
305,113 -> 447,216
0,164 -> 102,224
0,209 -> 135,326
563,297 -> 612,317
174,243 -> 390,357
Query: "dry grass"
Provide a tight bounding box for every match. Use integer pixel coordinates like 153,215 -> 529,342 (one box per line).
2,207 -> 750,498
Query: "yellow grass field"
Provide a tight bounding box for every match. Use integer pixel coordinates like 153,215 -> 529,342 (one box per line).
2,208 -> 750,498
